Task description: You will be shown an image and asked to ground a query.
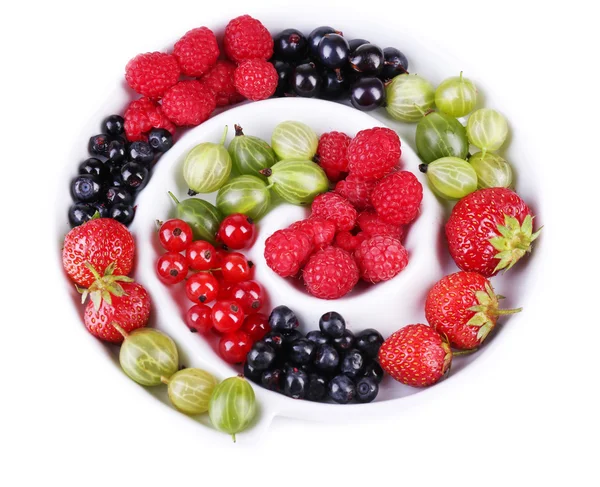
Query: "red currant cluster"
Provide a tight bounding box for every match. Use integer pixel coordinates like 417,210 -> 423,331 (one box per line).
155,214 -> 271,364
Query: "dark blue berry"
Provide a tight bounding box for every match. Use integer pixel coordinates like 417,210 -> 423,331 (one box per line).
109,204 -> 135,226
261,368 -> 283,392
263,330 -> 285,352
288,339 -> 316,365
70,174 -> 102,203
269,305 -> 299,332
148,128 -> 173,153
313,344 -> 340,373
317,34 -> 350,69
306,330 -> 330,346
107,165 -> 125,187
128,141 -> 155,165
320,68 -> 349,100
349,44 -> 384,75
120,162 -> 149,193
273,29 -> 308,62
350,77 -> 386,111
108,139 -> 127,164
340,349 -> 366,379
281,329 -> 303,346
333,329 -> 355,352
283,368 -> 309,399
68,203 -> 97,227
380,47 -> 409,81
291,63 -> 322,98
348,38 -> 369,52
105,186 -> 134,207
247,342 -> 277,371
355,328 -> 384,358
306,374 -> 328,402
355,377 -> 379,403
328,375 -> 356,404
78,158 -> 109,180
243,361 -> 263,383
319,311 -> 346,338
362,361 -> 384,383
88,134 -> 111,157
307,26 -> 339,58
102,115 -> 125,136
91,202 -> 110,218
272,60 -> 293,97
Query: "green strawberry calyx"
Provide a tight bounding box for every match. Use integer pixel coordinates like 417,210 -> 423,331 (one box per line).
467,282 -> 522,342
490,214 -> 541,273
76,261 -> 134,311
441,340 -> 453,375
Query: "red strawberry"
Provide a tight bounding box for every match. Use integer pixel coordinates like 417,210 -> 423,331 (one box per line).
62,218 -> 135,288
445,188 -> 541,277
378,324 -> 452,387
425,271 -> 522,350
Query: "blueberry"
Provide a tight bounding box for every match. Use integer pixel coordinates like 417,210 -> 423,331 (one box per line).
355,328 -> 384,358
283,368 -> 309,399
380,47 -> 409,81
109,204 -> 135,226
78,158 -> 109,180
107,165 -> 125,187
263,330 -> 285,352
333,329 -> 355,352
362,361 -> 384,383
340,348 -> 366,379
128,141 -> 155,165
102,115 -> 125,136
307,26 -> 339,58
108,138 -> 127,164
70,174 -> 102,203
319,311 -> 346,338
247,342 -> 277,371
349,44 -> 384,75
288,339 -> 316,365
313,344 -> 340,373
261,368 -> 283,392
269,305 -> 299,332
105,186 -> 134,207
281,329 -> 303,346
291,62 -> 322,98
148,128 -> 173,153
317,34 -> 350,69
348,38 -> 370,52
282,361 -> 313,376
273,28 -> 308,62
120,162 -> 149,193
68,203 -> 97,227
306,330 -> 330,346
350,77 -> 386,111
88,134 -> 111,157
243,361 -> 263,383
328,375 -> 356,404
272,60 -> 293,97
306,374 -> 328,402
355,377 -> 379,403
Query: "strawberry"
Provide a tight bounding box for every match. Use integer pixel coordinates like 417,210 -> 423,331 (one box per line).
445,188 -> 541,277
62,218 -> 135,287
378,324 -> 452,387
425,271 -> 522,350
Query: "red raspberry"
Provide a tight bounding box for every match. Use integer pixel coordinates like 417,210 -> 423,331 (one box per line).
334,175 -> 376,211
371,171 -> 423,225
347,127 -> 401,180
357,211 -> 405,240
125,52 -> 180,98
264,228 -> 313,277
234,60 -> 278,101
303,247 -> 359,299
224,15 -> 274,63
316,131 -> 351,177
124,97 -> 176,142
200,60 -> 244,107
289,217 -> 336,251
161,80 -> 217,127
173,27 -> 220,77
310,192 -> 357,232
334,231 -> 368,253
354,235 -> 409,283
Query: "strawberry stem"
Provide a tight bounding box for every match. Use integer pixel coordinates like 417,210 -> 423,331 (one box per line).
453,348 -> 479,357
495,307 -> 523,316
112,322 -> 128,338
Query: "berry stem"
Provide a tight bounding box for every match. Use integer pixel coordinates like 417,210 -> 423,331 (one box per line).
168,191 -> 180,206
219,125 -> 229,146
160,376 -> 170,385
111,322 -> 128,338
259,168 -> 273,177
495,307 -> 523,316
453,348 -> 479,357
234,124 -> 244,136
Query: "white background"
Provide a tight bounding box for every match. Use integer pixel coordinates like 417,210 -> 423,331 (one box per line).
1,0 -> 599,485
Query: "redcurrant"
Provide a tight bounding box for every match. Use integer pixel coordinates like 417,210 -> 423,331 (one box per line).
156,252 -> 188,284
186,240 -> 217,271
217,214 -> 256,250
221,252 -> 253,283
218,330 -> 253,364
185,272 -> 219,304
229,280 -> 266,314
241,313 -> 270,341
213,270 -> 233,299
211,299 -> 246,333
158,219 -> 193,252
186,304 -> 213,334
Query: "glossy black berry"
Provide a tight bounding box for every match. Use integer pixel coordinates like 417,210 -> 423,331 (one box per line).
108,138 -> 127,164
281,329 -> 303,346
320,68 -> 349,100
288,339 -> 316,365
350,77 -> 386,111
273,28 -> 308,62
283,368 -> 309,399
91,202 -> 110,218
107,165 -> 125,187
319,311 -> 346,338
355,328 -> 384,358
261,368 -> 283,392
291,63 -> 322,98
355,377 -> 379,403
348,38 -> 370,52
128,141 -> 155,165
243,361 -> 263,383
105,186 -> 134,207
68,203 -> 97,227
272,60 -> 293,97
78,158 -> 109,180
102,115 -> 125,136
349,44 -> 384,75
307,26 -> 339,58
317,34 -> 349,69
109,204 -> 135,226
340,349 -> 366,379
328,375 -> 356,404
148,128 -> 173,153
306,374 -> 328,402
282,361 -> 314,376
380,47 -> 409,81
333,329 -> 355,352
70,174 -> 102,203
88,134 -> 111,157
120,162 -> 149,193
362,361 -> 384,384
313,344 -> 340,373
269,305 -> 299,332
306,330 -> 330,346
247,342 -> 277,371
263,330 -> 285,352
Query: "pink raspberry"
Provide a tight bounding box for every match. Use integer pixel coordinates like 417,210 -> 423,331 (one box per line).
234,59 -> 278,101
334,231 -> 368,253
199,60 -> 244,107
354,236 -> 409,283
310,192 -> 357,232
303,247 -> 359,299
334,175 -> 376,211
264,228 -> 313,277
124,97 -> 176,142
173,27 -> 220,77
371,171 -> 423,225
161,80 -> 217,127
289,217 -> 336,251
316,131 -> 351,178
125,52 -> 180,98
224,15 -> 274,63
347,127 -> 401,180
357,211 -> 405,240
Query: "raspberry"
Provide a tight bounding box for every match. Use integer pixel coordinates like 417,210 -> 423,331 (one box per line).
321,166 -> 344,183
124,97 -> 176,142
357,211 -> 405,240
347,127 -> 401,180
173,27 -> 220,77
264,228 -> 313,277
234,60 -> 278,101
310,192 -> 357,232
334,231 -> 368,253
371,171 -> 423,225
161,80 -> 217,127
334,175 -> 376,211
125,52 -> 180,98
303,247 -> 359,299
354,236 -> 409,283
316,131 -> 351,177
200,60 -> 244,107
289,217 -> 336,251
224,15 -> 274,63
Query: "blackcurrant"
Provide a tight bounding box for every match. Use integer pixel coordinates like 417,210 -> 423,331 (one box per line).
380,47 -> 409,81
108,138 -> 127,164
362,361 -> 384,384
355,377 -> 379,403
263,330 -> 285,352
306,374 -> 328,402
317,34 -> 349,69
148,128 -> 173,153
349,44 -> 384,75
88,134 -> 111,157
340,349 -> 366,379
348,38 -> 369,52
78,158 -> 109,180
91,202 -> 110,218
273,28 -> 308,62
127,141 -> 155,165
269,305 -> 299,333
313,344 -> 340,373
320,69 -> 349,100
350,77 -> 386,111
288,339 -> 316,365
333,329 -> 355,352
328,375 -> 356,404
107,165 -> 125,187
291,63 -> 322,97
272,60 -> 293,97
306,330 -> 330,346
319,311 -> 346,338
307,26 -> 340,58
283,368 -> 309,399
354,328 -> 384,358
102,115 -> 125,136
261,368 -> 283,392
70,174 -> 102,203
120,162 -> 149,193
247,342 -> 277,371
109,204 -> 135,225
281,329 -> 304,346
68,203 -> 97,227
105,186 -> 134,207
243,361 -> 263,383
